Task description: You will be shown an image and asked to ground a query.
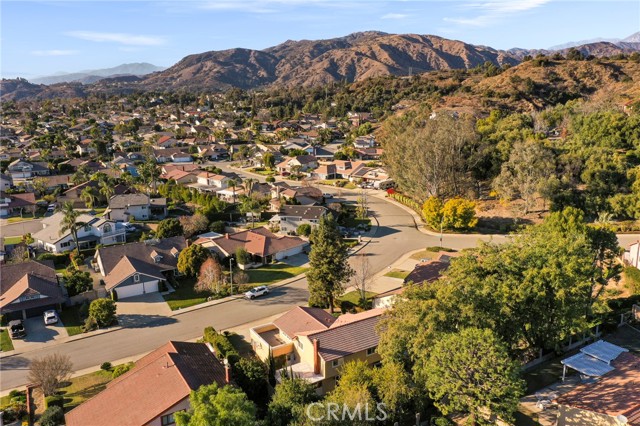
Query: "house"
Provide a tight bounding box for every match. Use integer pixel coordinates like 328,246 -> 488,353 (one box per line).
161,168 -> 198,185
555,341 -> 640,426
349,166 -> 390,188
250,307 -> 384,394
276,155 -> 318,174
6,160 -> 50,182
353,136 -> 376,149
623,241 -> 640,268
94,236 -> 186,299
270,205 -> 327,234
106,193 -> 167,222
189,172 -> 233,194
65,341 -> 229,426
373,253 -> 456,308
57,181 -> 135,208
0,260 -> 64,320
0,173 -> 12,191
198,227 -> 307,266
76,138 -> 96,156
0,192 -> 36,218
33,212 -> 126,253
312,164 -> 337,180
197,144 -> 228,160
153,148 -> 191,163
355,148 -> 384,160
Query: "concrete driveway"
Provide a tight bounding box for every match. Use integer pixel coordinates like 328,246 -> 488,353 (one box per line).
11,316 -> 69,352
116,293 -> 174,329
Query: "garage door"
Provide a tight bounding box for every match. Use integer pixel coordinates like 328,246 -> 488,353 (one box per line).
115,281 -> 159,299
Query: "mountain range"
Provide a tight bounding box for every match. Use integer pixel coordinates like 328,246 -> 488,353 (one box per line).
29,63 -> 165,85
3,31 -> 640,101
549,31 -> 640,50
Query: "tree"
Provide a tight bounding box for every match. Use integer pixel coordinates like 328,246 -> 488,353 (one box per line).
175,383 -> 255,426
59,201 -> 83,254
321,360 -> 378,426
31,177 -> 48,196
98,179 -> 114,205
306,214 -> 354,312
441,198 -> 478,230
178,244 -> 211,277
138,158 -> 160,192
89,298 -> 117,328
180,213 -> 209,238
296,223 -> 311,237
356,189 -> 368,220
27,353 -> 72,396
235,247 -> 251,266
421,328 -> 525,425
195,257 -> 225,294
209,220 -> 225,234
422,196 -> 444,230
39,406 -> 65,426
81,186 -> 98,209
351,253 -> 373,307
493,141 -> 555,215
234,358 -> 269,407
268,378 -> 318,426
64,270 -> 93,296
263,152 -> 275,169
156,218 -> 184,239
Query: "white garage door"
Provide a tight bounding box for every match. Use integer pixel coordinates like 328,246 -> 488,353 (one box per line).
115,280 -> 159,299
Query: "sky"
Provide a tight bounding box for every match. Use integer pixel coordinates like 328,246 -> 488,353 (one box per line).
1,0 -> 639,79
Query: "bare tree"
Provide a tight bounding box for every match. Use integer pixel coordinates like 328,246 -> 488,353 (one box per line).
351,253 -> 374,307
179,213 -> 209,238
195,257 -> 225,294
28,353 -> 72,396
9,245 -> 29,264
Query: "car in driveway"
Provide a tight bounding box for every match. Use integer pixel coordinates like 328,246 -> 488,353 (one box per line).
322,193 -> 333,199
44,310 -> 59,325
244,286 -> 269,300
8,320 -> 26,339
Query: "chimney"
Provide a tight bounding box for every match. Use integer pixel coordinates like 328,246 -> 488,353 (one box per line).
225,233 -> 229,239
313,339 -> 320,374
225,363 -> 231,384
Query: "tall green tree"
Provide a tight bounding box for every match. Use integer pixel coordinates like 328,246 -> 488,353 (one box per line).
421,328 -> 525,426
156,218 -> 184,239
81,186 -> 98,209
98,179 -> 114,205
175,384 -> 255,426
177,244 -> 211,277
268,378 -> 318,426
59,201 -> 83,254
306,214 -> 354,312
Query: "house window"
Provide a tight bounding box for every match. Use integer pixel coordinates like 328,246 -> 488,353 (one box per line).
297,340 -> 304,350
133,274 -> 140,283
103,224 -> 111,234
367,346 -> 377,356
84,225 -> 91,232
332,359 -> 342,368
161,413 -> 176,426
61,241 -> 71,248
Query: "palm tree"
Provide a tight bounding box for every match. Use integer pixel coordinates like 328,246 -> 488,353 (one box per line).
59,202 -> 82,254
98,179 -> 114,206
81,186 -> 98,209
243,178 -> 255,198
229,179 -> 237,204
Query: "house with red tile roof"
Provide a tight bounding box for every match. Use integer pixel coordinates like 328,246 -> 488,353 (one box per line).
250,307 -> 385,394
65,341 -> 229,426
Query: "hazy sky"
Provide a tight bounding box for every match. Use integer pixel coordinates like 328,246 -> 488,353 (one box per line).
1,0 -> 639,78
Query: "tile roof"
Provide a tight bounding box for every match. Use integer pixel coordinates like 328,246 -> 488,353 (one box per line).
301,309 -> 385,362
65,341 -> 228,426
279,205 -> 327,220
556,351 -> 640,422
273,306 -> 336,339
206,227 -> 306,257
109,193 -> 165,209
33,213 -> 104,244
0,260 -> 64,311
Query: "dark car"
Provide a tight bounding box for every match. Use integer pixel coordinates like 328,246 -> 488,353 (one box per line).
8,320 -> 26,339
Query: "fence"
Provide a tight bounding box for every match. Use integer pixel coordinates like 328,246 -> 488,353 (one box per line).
68,288 -> 107,306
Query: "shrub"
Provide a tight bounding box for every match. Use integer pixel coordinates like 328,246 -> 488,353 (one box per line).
235,247 -> 251,265
78,301 -> 90,319
209,220 -> 226,234
442,198 -> 478,230
624,266 -> 640,294
296,223 -> 312,237
83,316 -> 97,333
39,406 -> 65,426
45,395 -> 64,409
340,300 -> 356,314
422,196 -> 444,229
266,176 -> 275,183
112,362 -> 134,378
89,298 -> 117,327
100,362 -> 112,371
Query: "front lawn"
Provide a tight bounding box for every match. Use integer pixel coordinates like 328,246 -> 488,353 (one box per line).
2,236 -> 22,245
384,269 -> 410,279
338,290 -> 377,305
59,305 -> 86,336
246,263 -> 309,285
409,247 -> 456,261
58,369 -> 113,411
164,277 -> 210,311
0,328 -> 14,352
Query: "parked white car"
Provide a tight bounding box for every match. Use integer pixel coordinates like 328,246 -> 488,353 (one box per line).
43,310 -> 59,325
244,286 -> 269,300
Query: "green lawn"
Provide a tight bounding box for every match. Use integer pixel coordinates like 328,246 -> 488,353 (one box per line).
164,277 -> 211,311
6,214 -> 38,223
246,263 -> 309,285
338,290 -> 377,305
409,247 -> 455,261
2,236 -> 22,245
343,238 -> 359,248
58,370 -> 113,411
384,269 -> 411,279
0,328 -> 14,352
59,305 -> 85,336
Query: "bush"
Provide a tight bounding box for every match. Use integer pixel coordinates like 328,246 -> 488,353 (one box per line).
265,176 -> 275,183
422,196 -> 444,229
78,301 -> 90,319
209,220 -> 226,234
39,406 -> 65,426
296,224 -> 312,237
100,362 -> 112,371
89,298 -> 117,327
442,198 -> 477,230
340,300 -> 356,314
83,316 -> 97,333
624,266 -> 640,294
202,326 -> 239,363
45,395 -> 64,409
112,362 -> 134,378
235,247 -> 251,265
36,252 -> 69,267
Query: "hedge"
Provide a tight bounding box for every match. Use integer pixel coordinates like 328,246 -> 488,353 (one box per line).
45,395 -> 64,409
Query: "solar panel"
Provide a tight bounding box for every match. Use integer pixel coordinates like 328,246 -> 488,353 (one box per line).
580,340 -> 628,364
561,353 -> 615,377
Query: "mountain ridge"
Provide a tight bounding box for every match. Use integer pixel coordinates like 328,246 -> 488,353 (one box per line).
30,62 -> 165,85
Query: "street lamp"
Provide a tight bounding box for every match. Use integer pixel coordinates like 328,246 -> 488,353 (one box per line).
229,257 -> 234,295
439,217 -> 444,248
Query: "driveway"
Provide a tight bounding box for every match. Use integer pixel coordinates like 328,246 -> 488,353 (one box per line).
116,293 -> 174,329
11,316 -> 69,352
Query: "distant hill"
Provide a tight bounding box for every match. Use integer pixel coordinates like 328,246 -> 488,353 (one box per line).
30,63 -> 165,85
0,78 -> 87,101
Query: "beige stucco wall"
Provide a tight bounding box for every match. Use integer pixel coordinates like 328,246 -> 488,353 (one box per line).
144,397 -> 190,426
556,405 -> 626,426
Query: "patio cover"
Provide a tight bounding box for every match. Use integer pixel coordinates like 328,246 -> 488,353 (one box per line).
560,340 -> 628,380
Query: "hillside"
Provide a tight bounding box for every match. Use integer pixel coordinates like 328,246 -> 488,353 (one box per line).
30,63 -> 165,85
0,78 -> 87,102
